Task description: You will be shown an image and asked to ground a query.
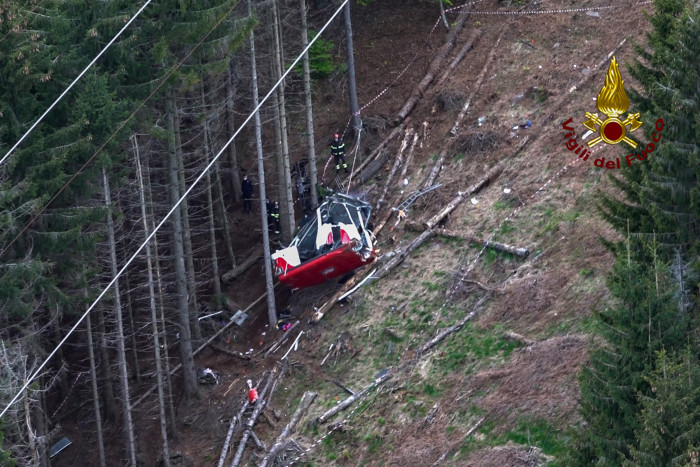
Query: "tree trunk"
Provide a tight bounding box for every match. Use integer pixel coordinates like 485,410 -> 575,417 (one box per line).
316,370 -> 392,424
344,0 -> 361,136
395,7 -> 470,124
84,311 -> 107,467
174,104 -> 202,341
231,362 -> 288,467
143,151 -> 178,433
300,0 -> 318,208
95,304 -> 116,421
102,167 -> 138,466
272,0 -> 295,243
213,148 -> 237,268
166,93 -> 199,400
124,273 -> 142,383
259,391 -> 317,467
439,0 -> 449,30
134,145 -> 171,466
376,129 -> 413,210
226,59 -> 241,202
249,0 -> 278,329
347,122 -> 405,187
435,29 -> 481,88
425,163 -> 503,229
221,246 -> 262,283
203,118 -> 223,304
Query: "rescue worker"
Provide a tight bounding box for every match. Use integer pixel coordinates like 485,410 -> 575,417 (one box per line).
269,201 -> 281,235
266,199 -> 275,234
247,379 -> 258,405
241,174 -> 254,214
331,133 -> 349,174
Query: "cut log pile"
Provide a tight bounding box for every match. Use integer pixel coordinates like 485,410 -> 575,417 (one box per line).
216,361 -> 288,467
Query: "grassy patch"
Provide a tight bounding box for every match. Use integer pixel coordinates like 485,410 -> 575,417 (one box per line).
503,417 -> 567,457
364,433 -> 384,453
432,323 -> 521,376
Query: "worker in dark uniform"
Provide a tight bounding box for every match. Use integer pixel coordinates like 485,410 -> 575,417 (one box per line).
266,199 -> 275,234
241,174 -> 254,214
331,133 -> 349,174
269,201 -> 281,235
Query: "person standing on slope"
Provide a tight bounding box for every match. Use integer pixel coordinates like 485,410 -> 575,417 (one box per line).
241,174 -> 254,214
331,133 -> 349,174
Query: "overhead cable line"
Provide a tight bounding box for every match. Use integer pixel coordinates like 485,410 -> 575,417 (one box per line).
1,0 -> 350,420
0,2 -> 238,262
0,0 -> 155,167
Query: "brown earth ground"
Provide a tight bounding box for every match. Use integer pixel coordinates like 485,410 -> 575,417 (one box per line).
55,0 -> 655,465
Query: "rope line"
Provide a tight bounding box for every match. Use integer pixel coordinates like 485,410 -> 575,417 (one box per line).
0,0 -> 351,420
0,0 -> 155,167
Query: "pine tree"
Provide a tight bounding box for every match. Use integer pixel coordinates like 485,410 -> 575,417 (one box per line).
627,347 -> 700,466
599,0 -> 699,277
569,239 -> 688,465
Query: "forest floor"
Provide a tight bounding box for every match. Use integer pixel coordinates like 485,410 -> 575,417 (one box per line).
55,0 -> 654,465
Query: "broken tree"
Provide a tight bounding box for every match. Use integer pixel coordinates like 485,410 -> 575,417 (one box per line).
259,391 -> 317,467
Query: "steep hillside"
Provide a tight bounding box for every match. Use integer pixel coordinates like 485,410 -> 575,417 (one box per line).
54,0 -> 657,465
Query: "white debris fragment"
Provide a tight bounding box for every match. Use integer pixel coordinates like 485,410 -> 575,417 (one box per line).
471,197 -> 479,205
504,188 -> 512,194
586,10 -> 600,17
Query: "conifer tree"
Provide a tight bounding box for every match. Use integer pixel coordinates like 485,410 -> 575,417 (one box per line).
570,239 -> 688,464
599,0 -> 699,278
627,348 -> 700,466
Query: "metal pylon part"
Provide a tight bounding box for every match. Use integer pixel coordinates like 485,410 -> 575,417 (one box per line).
394,183 -> 442,213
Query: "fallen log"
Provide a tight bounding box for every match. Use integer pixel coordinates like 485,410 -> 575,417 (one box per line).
231,361 -> 288,467
395,6 -> 472,123
222,247 -> 262,283
356,151 -> 389,185
263,321 -> 300,358
316,370 -> 393,424
432,417 -> 485,465
217,400 -> 249,467
209,344 -> 252,361
449,27 -> 506,137
403,225 -> 529,258
422,147 -> 449,189
412,296 -> 487,362
376,229 -> 436,280
333,380 -> 356,396
398,131 -> 419,186
425,163 -> 503,229
376,129 -> 413,210
346,122 -> 405,186
248,429 -> 265,450
313,272 -> 368,322
435,29 -> 482,88
259,391 -> 318,467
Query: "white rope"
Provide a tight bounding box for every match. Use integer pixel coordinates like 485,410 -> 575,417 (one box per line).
0,0 -> 155,167
0,0 -> 351,420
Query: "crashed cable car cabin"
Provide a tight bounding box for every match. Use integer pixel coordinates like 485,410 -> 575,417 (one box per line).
272,194 -> 377,290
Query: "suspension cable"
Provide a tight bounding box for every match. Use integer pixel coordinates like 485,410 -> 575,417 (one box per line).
1,0 -> 350,421
0,0 -> 155,167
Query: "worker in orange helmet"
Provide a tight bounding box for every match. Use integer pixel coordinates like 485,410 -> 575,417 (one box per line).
247,379 -> 259,405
